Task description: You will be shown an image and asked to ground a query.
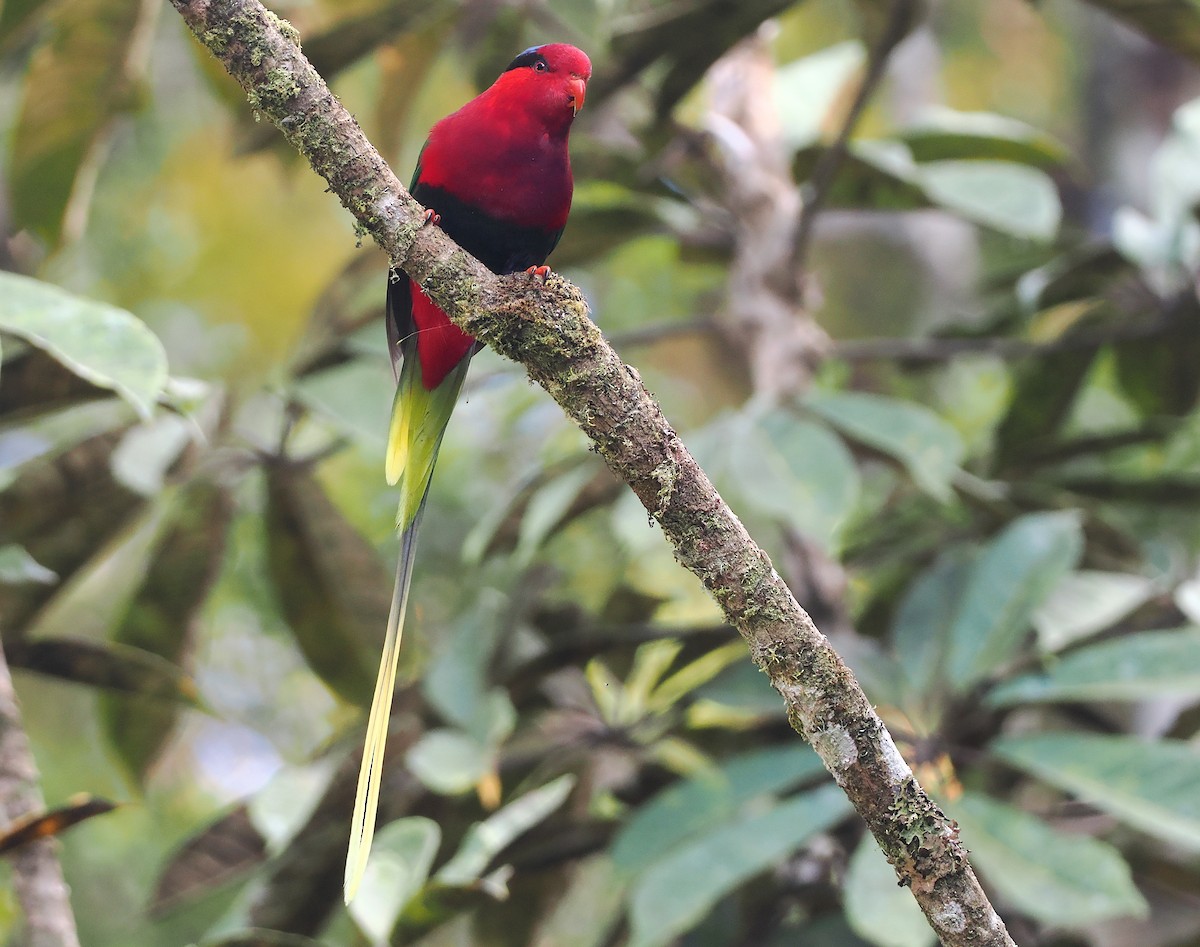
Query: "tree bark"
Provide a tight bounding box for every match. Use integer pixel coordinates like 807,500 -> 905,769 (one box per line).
163,2 -> 1017,943
0,640 -> 81,947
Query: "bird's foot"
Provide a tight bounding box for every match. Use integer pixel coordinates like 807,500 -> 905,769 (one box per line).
422,208 -> 441,227
525,265 -> 552,281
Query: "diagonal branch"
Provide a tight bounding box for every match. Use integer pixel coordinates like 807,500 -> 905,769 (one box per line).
165,3 -> 1015,943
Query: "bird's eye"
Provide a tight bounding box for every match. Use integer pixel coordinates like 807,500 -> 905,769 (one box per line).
534,60 -> 547,72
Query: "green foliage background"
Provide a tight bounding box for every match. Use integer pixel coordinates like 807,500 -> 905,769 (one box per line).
4,0 -> 1200,944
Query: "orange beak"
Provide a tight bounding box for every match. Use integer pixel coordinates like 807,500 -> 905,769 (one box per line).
567,75 -> 587,115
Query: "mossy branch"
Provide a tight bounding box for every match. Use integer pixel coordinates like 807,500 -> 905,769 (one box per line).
165,2 -> 1016,943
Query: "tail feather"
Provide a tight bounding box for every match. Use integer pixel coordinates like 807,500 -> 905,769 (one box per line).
385,354 -> 472,525
344,350 -> 471,904
344,509 -> 424,903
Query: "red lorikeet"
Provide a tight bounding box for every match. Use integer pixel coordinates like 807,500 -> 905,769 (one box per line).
346,43 -> 591,902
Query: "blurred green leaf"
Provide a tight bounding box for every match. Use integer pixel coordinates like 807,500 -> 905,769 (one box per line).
110,414 -> 193,497
199,931 -> 325,947
612,745 -> 826,877
989,628 -> 1200,705
730,410 -> 860,550
804,391 -> 964,500
435,775 -> 576,886
994,732 -> 1200,849
100,477 -> 232,781
246,762 -> 336,850
793,141 -> 1063,238
626,784 -> 851,947
0,0 -> 49,47
994,348 -> 1098,463
945,512 -> 1083,690
900,110 -> 1071,169
348,817 -> 441,947
422,593 -> 506,733
0,544 -> 57,585
1114,307 -> 1200,417
1110,98 -> 1200,279
306,0 -> 451,80
293,358 -> 389,444
919,161 -> 1061,241
792,143 -> 930,211
463,461 -> 617,567
515,464 -> 596,566
1111,205 -> 1171,272
1177,577 -> 1200,624
1031,570 -> 1158,651
624,639 -> 683,711
890,551 -> 973,698
0,274 -> 168,418
693,660 -> 788,717
1155,97 -> 1200,215
0,346 -> 110,421
650,641 -> 747,711
1016,245 -> 1131,312
405,729 -> 490,796
0,428 -> 145,635
585,658 -> 624,725
6,636 -> 200,703
948,792 -> 1146,925
834,636 -> 910,711
467,689 -> 517,748
151,807 -> 266,919
524,854 -> 627,947
606,0 -> 796,116
843,834 -> 934,947
555,181 -> 667,266
9,0 -> 157,243
264,464 -> 388,706
1081,0 -> 1200,70
774,41 -> 867,149
0,397 -> 131,476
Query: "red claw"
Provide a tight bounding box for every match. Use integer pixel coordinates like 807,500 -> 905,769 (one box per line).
525,265 -> 552,281
422,209 -> 441,227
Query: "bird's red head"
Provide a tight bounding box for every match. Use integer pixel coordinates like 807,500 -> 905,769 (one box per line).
492,43 -> 592,133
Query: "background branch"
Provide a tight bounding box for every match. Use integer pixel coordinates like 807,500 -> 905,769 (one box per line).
164,2 -> 1015,943
790,0 -> 918,279
0,640 -> 81,947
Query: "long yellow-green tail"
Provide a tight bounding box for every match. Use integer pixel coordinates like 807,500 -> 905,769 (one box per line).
344,354 -> 471,903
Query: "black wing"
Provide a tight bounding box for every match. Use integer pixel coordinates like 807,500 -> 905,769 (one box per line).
386,152 -> 429,381
385,269 -> 412,382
